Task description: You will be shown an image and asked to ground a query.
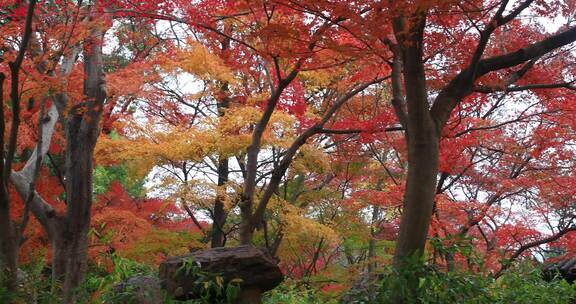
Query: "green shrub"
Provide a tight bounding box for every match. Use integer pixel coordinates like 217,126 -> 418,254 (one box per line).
175,256 -> 242,304
373,260 -> 576,304
263,281 -> 337,304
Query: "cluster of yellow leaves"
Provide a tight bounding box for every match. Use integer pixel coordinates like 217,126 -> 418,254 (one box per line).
299,70 -> 338,90
121,229 -> 204,265
291,144 -> 331,174
95,124 -> 216,179
178,181 -> 228,208
213,105 -> 297,151
269,198 -> 339,253
96,104 -> 298,179
160,39 -> 235,83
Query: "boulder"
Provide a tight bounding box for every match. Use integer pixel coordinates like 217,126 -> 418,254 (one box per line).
339,271 -> 380,303
112,275 -> 163,304
543,258 -> 576,283
159,245 -> 283,303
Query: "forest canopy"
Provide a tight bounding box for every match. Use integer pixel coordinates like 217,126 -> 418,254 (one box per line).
1,0 -> 576,303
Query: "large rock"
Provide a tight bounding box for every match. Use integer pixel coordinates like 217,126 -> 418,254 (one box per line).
339,271 -> 380,303
112,275 -> 163,304
159,245 -> 283,303
543,258 -> 576,283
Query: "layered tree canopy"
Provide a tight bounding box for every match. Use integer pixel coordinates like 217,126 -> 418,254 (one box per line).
1,0 -> 576,303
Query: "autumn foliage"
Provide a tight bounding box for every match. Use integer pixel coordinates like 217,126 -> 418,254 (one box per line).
1,0 -> 576,303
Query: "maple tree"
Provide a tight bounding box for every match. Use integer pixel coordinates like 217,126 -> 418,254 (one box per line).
0,0 -> 37,292
99,0 -> 576,271
0,0 -> 168,301
1,0 -> 576,303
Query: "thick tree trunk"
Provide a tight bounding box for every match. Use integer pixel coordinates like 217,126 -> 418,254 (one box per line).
239,210 -> 254,245
393,132 -> 438,265
0,200 -> 18,292
55,17 -> 105,302
392,12 -> 439,269
51,227 -> 89,302
61,237 -> 89,301
52,112 -> 98,303
51,234 -> 67,283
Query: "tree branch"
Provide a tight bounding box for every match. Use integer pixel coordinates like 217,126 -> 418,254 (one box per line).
431,25 -> 576,129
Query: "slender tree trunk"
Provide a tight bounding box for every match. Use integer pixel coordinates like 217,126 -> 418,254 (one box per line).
367,205 -> 380,275
446,252 -> 455,272
0,1 -> 36,294
211,158 -> 229,248
211,83 -> 230,248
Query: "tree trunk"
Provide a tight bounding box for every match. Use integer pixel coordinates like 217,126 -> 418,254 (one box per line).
55,17 -> 105,302
236,288 -> 262,304
367,205 -> 380,275
239,210 -> 254,245
446,251 -> 455,272
51,111 -> 98,303
0,200 -> 18,293
53,230 -> 90,303
211,158 -> 228,248
211,83 -> 230,248
393,131 -> 438,265
391,12 -> 439,269
51,234 -> 67,283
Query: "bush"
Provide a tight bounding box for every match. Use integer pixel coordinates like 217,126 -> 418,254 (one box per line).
373,261 -> 576,304
263,281 -> 338,304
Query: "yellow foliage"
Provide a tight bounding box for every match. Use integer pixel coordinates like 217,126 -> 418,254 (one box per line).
269,198 -> 340,251
95,125 -> 217,178
208,105 -> 298,155
121,229 -> 204,265
299,70 -> 337,90
291,144 -> 330,174
161,39 -> 235,83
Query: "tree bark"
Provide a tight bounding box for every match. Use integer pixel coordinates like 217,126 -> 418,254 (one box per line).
0,74 -> 19,293
0,1 -> 36,294
388,4 -> 576,287
211,79 -> 230,248
56,13 -> 106,302
211,157 -> 229,248
393,131 -> 438,265
367,205 -> 381,275
0,203 -> 18,292
391,11 -> 439,269
58,113 -> 98,301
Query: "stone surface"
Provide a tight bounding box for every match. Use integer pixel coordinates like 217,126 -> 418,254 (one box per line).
339,271 -> 380,303
543,258 -> 576,283
159,245 -> 283,301
112,275 -> 163,304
